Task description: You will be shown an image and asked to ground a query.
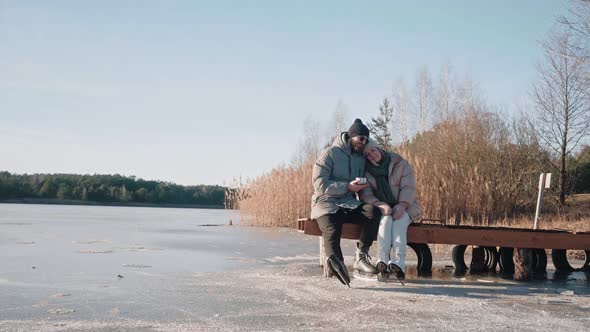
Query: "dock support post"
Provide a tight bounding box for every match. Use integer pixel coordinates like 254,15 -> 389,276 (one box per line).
319,237 -> 328,276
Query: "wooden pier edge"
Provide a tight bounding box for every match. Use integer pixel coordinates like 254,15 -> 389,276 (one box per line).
297,218 -> 590,251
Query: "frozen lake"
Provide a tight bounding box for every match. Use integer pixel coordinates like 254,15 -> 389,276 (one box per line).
1,204 -> 589,331
0,204 -> 315,275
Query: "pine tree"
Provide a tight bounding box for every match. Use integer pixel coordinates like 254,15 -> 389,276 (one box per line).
368,98 -> 394,151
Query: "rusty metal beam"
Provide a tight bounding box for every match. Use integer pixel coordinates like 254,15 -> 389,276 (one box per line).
300,218 -> 590,250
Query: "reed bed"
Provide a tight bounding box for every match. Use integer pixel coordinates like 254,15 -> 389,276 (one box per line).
401,112 -> 551,225
236,112 -> 588,230
237,161 -> 314,227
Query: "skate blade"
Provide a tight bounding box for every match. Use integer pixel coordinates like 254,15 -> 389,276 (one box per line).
327,259 -> 351,287
352,270 -> 378,282
377,272 -> 391,283
388,264 -> 406,286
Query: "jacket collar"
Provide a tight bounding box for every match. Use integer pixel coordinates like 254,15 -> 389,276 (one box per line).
385,150 -> 403,165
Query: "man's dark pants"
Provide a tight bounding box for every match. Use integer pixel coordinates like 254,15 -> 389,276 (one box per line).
316,204 -> 381,262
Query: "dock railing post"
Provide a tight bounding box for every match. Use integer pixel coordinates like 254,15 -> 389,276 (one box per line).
533,173 -> 551,230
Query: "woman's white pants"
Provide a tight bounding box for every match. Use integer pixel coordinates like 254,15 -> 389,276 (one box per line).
377,212 -> 412,270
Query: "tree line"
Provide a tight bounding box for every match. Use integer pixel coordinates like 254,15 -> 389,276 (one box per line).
0,172 -> 226,207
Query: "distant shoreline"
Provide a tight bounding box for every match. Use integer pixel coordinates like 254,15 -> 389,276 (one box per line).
0,198 -> 226,210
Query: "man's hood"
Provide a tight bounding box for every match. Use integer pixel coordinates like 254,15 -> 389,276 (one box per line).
332,132 -> 351,154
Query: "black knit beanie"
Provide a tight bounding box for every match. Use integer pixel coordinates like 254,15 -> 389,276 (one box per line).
348,118 -> 370,138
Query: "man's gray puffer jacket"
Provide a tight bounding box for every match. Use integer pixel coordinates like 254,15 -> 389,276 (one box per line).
311,132 -> 366,220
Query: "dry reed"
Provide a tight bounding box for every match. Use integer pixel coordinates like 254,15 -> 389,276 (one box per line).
236,112 -> 589,231
237,160 -> 314,228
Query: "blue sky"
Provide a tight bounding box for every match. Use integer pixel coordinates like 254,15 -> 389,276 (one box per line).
1,0 -> 569,185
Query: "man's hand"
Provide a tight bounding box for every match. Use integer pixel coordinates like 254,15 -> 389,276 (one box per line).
374,201 -> 392,215
392,204 -> 407,220
347,178 -> 369,193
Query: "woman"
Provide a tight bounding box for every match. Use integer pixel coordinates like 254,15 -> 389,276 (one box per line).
360,140 -> 421,281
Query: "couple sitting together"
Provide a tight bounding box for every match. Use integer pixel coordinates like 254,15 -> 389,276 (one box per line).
311,118 -> 421,286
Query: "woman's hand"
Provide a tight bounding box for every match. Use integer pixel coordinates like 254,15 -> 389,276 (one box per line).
374,201 -> 392,215
392,204 -> 407,220
348,178 -> 369,192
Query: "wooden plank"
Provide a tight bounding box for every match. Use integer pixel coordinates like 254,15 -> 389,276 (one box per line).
407,224 -> 590,250
302,218 -> 590,250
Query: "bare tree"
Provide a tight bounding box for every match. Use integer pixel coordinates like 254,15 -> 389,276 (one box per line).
456,76 -> 478,115
415,66 -> 433,132
530,28 -> 590,205
331,100 -> 350,136
392,78 -> 410,145
436,61 -> 454,121
292,116 -> 322,167
558,0 -> 590,62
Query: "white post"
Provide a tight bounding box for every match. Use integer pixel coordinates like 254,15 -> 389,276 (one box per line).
533,173 -> 551,230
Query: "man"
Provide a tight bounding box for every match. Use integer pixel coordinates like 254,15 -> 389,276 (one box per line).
311,118 -> 380,286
